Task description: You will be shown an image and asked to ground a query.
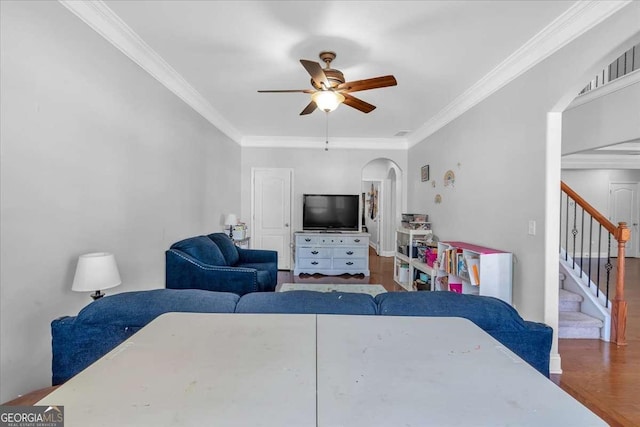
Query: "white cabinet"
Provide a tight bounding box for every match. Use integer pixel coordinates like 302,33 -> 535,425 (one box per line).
394,229 -> 435,291
294,232 -> 370,276
435,241 -> 513,304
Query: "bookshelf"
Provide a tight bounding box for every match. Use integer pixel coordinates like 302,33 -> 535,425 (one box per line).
435,241 -> 513,304
394,229 -> 435,291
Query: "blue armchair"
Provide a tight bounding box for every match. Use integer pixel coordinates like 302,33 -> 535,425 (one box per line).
166,233 -> 278,295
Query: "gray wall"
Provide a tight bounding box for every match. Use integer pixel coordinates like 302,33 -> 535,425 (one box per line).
561,169 -> 640,215
0,1 -> 240,401
240,147 -> 407,236
563,79 -> 640,154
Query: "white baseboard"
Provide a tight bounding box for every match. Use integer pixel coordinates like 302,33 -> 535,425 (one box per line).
549,352 -> 562,375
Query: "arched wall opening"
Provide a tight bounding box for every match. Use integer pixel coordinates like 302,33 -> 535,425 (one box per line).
362,158 -> 403,256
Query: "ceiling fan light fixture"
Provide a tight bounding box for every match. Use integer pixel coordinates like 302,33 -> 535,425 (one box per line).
312,90 -> 345,112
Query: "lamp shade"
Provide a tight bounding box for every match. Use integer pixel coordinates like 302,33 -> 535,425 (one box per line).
312,90 -> 345,112
72,252 -> 121,293
224,214 -> 238,227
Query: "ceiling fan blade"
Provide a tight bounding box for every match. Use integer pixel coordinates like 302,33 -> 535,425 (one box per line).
257,89 -> 314,93
300,101 -> 317,115
337,75 -> 397,93
342,93 -> 376,113
300,59 -> 330,89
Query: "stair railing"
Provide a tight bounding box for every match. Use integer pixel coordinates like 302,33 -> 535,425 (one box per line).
560,181 -> 630,345
578,42 -> 638,95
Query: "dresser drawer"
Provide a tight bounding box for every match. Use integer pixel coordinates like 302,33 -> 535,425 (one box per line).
298,247 -> 331,258
332,258 -> 368,270
296,235 -> 319,245
333,247 -> 366,258
297,258 -> 332,269
318,236 -> 348,245
343,236 -> 368,246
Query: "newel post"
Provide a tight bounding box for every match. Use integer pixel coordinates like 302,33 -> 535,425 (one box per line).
611,222 -> 630,346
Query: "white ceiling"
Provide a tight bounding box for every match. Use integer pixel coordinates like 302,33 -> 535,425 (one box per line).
97,0 -> 579,147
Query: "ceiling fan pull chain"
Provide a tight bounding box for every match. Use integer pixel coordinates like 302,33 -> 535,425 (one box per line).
325,111 -> 329,151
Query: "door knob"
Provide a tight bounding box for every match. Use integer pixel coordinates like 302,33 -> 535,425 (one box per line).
285,223 -> 289,227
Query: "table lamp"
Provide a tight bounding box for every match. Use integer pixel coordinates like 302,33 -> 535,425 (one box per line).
224,214 -> 238,239
72,252 -> 122,300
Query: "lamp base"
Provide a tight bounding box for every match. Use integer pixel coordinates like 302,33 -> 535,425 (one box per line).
90,290 -> 105,301
229,226 -> 234,240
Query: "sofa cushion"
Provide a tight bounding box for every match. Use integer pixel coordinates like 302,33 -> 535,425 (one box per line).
208,233 -> 240,266
170,236 -> 227,266
236,291 -> 377,315
376,291 -> 526,331
76,289 -> 239,327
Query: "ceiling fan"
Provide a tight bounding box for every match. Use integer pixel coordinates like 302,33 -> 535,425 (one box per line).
258,51 -> 397,115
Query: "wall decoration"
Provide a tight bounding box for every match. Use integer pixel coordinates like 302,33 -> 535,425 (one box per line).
444,170 -> 455,187
361,193 -> 368,232
368,183 -> 378,220
421,165 -> 430,182
431,180 -> 436,188
435,194 -> 442,203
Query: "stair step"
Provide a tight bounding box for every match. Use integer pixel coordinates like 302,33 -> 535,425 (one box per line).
559,289 -> 582,302
559,289 -> 582,312
558,312 -> 604,339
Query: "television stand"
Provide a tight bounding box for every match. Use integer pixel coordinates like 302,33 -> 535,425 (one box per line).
293,231 -> 370,276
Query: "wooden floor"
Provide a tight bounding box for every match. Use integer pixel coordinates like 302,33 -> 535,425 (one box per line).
281,248 -> 640,426
553,257 -> 640,427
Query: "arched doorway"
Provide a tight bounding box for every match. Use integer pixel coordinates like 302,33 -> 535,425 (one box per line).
362,159 -> 403,256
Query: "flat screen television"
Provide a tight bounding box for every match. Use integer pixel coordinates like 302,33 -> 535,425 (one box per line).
303,194 -> 360,231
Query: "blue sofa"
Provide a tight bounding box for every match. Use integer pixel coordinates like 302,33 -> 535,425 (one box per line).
166,233 -> 277,295
51,289 -> 553,385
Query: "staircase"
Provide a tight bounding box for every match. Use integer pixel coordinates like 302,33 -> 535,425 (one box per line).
560,181 -> 630,345
558,274 -> 604,339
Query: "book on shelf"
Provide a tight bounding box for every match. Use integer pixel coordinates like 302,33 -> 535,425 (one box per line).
457,253 -> 468,279
466,256 -> 480,286
441,247 -> 463,275
438,246 -> 478,285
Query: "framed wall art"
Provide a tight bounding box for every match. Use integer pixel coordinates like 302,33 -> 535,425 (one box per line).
421,165 -> 430,182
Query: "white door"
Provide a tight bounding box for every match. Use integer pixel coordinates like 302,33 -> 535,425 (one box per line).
252,168 -> 293,269
609,182 -> 639,258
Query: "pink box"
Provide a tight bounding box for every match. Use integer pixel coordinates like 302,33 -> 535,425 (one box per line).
426,250 -> 438,267
449,283 -> 462,293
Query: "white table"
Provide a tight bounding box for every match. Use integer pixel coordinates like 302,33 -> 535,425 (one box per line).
317,315 -> 606,426
276,282 -> 387,296
39,313 -> 317,427
39,313 -> 605,426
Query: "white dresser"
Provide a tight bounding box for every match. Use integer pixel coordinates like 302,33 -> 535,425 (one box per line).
294,232 -> 370,276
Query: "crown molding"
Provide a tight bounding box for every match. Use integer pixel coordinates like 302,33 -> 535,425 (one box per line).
58,0 -> 242,144
407,0 -> 632,147
562,154 -> 640,169
241,136 -> 408,151
59,0 -> 631,150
